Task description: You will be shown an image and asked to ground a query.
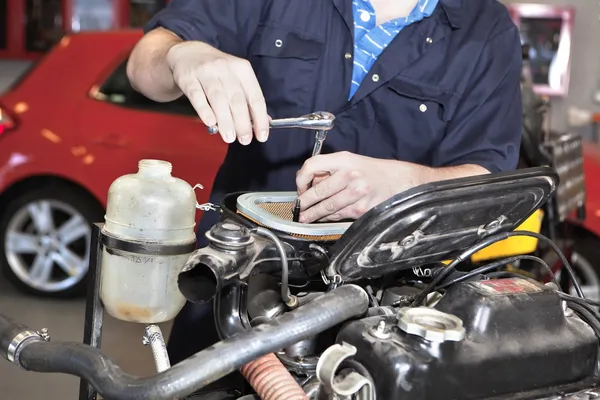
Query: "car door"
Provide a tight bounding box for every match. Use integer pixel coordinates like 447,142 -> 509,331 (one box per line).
77,56 -> 228,215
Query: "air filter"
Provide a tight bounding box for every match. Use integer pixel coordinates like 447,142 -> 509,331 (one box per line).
236,192 -> 352,241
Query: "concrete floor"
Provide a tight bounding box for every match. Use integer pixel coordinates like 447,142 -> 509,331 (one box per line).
0,275 -> 173,399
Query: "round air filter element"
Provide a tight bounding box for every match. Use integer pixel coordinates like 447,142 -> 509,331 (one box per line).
236,192 -> 352,241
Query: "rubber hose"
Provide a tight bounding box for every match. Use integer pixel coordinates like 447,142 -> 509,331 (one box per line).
240,353 -> 308,400
15,284 -> 369,400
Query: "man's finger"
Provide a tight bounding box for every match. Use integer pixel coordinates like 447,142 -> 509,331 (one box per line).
220,68 -> 253,145
197,64 -> 236,143
237,61 -> 270,142
177,75 -> 216,128
296,154 -> 341,194
311,173 -> 330,188
300,187 -> 360,223
318,199 -> 370,222
297,171 -> 348,212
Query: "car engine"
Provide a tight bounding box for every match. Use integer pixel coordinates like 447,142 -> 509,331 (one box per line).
1,166 -> 600,400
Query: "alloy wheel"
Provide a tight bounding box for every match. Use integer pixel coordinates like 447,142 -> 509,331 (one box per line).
4,199 -> 91,292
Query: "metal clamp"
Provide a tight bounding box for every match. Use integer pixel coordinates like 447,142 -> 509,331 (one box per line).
7,330 -> 46,366
316,342 -> 375,400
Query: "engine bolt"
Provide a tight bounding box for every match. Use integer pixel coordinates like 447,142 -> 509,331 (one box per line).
370,320 -> 391,340
484,220 -> 500,230
401,235 -> 415,246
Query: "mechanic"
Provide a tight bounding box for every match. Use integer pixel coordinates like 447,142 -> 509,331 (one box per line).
127,0 -> 523,390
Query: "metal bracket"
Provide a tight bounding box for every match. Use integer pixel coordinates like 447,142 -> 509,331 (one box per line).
78,223 -> 104,400
316,342 -> 375,400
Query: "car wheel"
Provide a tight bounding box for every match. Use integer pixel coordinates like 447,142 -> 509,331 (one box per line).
0,184 -> 103,297
568,235 -> 600,302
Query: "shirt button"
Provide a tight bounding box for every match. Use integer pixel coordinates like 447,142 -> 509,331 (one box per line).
275,39 -> 283,47
344,52 -> 352,60
419,104 -> 428,112
360,11 -> 371,22
426,37 -> 433,44
372,74 -> 380,82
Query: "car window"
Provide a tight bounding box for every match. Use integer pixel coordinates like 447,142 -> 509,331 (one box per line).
97,59 -> 197,117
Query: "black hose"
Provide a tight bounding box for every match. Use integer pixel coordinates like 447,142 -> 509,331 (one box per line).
15,284 -> 368,400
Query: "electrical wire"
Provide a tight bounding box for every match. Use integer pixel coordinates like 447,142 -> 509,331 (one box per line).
558,292 -> 600,345
560,292 -> 600,308
558,293 -> 600,321
485,271 -> 528,279
510,231 -> 583,297
410,230 -> 584,306
435,255 -> 557,290
563,301 -> 600,340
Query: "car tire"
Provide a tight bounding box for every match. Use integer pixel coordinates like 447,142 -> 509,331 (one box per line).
570,234 -> 600,302
0,184 -> 103,298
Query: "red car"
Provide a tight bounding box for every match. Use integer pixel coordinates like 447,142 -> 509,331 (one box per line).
2,30 -> 600,299
0,30 -> 227,297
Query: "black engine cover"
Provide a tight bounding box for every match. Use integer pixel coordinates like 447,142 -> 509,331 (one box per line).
336,278 -> 598,399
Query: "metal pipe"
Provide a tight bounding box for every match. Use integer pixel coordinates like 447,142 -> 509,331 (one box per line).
7,285 -> 368,400
251,227 -> 294,306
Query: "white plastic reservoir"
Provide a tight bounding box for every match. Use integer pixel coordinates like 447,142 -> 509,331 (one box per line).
100,160 -> 197,324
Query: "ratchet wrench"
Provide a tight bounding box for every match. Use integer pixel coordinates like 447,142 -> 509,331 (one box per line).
207,111 -> 335,157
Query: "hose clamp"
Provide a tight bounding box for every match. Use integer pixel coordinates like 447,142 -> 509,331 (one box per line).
7,330 -> 44,366
316,342 -> 375,400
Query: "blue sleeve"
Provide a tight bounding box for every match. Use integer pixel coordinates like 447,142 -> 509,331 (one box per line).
431,24 -> 523,174
143,0 -> 266,58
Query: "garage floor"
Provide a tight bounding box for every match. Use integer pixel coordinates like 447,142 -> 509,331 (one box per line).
0,274 -> 172,399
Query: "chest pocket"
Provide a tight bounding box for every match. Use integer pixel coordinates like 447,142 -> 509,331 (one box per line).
387,77 -> 459,122
373,76 -> 461,161
248,24 -> 325,115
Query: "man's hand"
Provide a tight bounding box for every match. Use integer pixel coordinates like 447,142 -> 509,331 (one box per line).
166,41 -> 270,145
296,151 -> 489,223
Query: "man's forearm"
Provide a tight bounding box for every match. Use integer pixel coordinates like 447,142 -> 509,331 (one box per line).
127,28 -> 184,102
391,161 -> 490,190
